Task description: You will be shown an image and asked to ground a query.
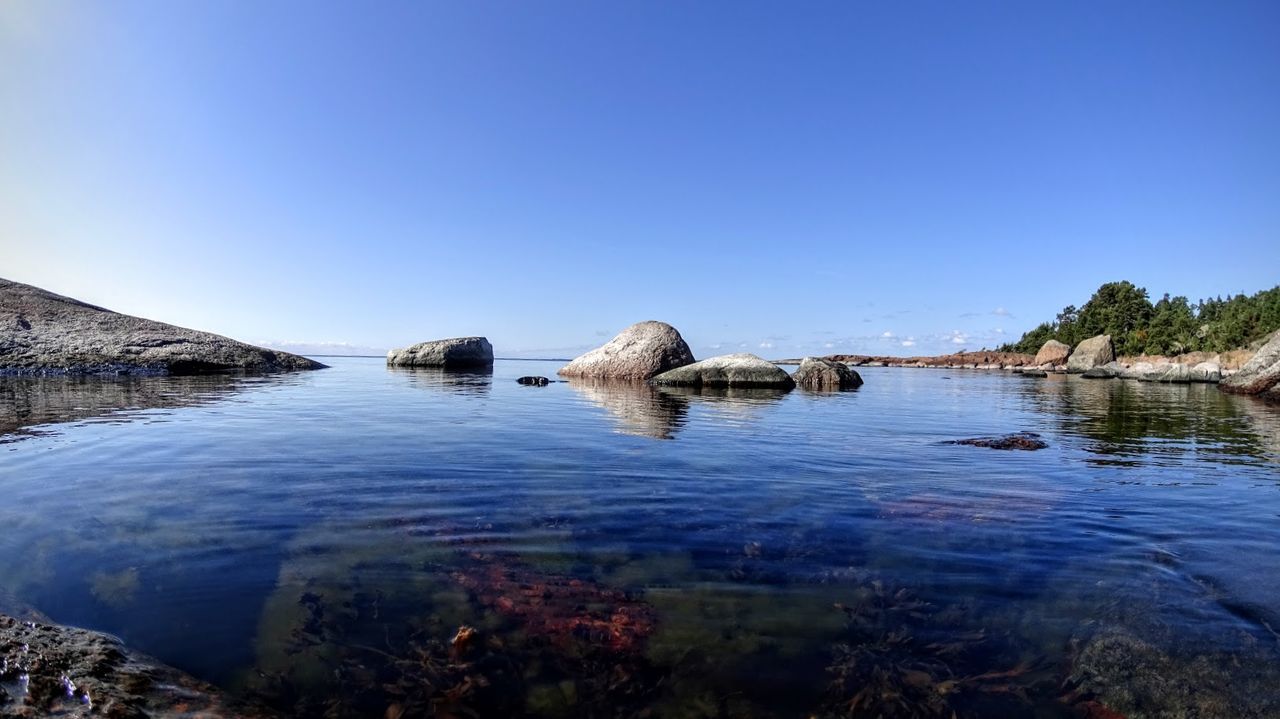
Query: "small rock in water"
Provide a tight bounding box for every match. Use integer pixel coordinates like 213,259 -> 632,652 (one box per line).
945,432 -> 1048,451
516,376 -> 551,386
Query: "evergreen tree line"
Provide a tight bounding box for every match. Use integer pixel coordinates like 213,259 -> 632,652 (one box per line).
1000,281 -> 1280,357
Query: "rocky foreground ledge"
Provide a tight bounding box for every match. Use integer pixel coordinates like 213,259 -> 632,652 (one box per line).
0,614 -> 270,718
0,278 -> 325,376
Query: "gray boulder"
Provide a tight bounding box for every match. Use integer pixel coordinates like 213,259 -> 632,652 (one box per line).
1119,361 -> 1157,380
793,357 -> 863,391
651,353 -> 796,389
387,336 -> 493,368
1066,334 -> 1115,373
558,320 -> 694,380
0,277 -> 325,375
1190,361 -> 1221,383
1221,330 -> 1280,397
1150,363 -> 1193,383
1033,339 -> 1071,366
1081,361 -> 1122,379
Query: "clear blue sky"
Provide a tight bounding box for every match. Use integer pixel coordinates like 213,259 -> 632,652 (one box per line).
2,2 -> 1277,358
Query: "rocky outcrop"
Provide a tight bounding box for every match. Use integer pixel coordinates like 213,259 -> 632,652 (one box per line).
1065,334 -> 1114,373
516,376 -> 550,386
1190,362 -> 1222,383
1034,340 -> 1071,367
386,337 -> 493,369
0,614 -> 270,717
1081,362 -> 1122,379
0,277 -> 325,375
650,353 -> 795,389
820,350 -> 1034,368
793,357 -> 863,391
1221,330 -> 1280,398
558,321 -> 695,380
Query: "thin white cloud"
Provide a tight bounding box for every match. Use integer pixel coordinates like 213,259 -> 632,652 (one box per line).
992,307 -> 1012,317
881,331 -> 894,338
901,338 -> 916,347
759,341 -> 775,349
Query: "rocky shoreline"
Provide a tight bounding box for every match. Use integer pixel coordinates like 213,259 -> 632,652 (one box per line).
0,614 -> 270,718
0,278 -> 324,376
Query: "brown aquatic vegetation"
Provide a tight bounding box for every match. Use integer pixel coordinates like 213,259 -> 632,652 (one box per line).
818,580 -> 1049,718
252,552 -> 663,718
452,553 -> 656,654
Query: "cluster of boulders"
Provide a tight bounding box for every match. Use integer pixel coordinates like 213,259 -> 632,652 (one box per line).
557,321 -> 861,391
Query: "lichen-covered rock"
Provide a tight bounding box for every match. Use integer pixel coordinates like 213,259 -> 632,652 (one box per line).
0,277 -> 325,376
650,353 -> 795,389
793,357 -> 863,391
1066,335 -> 1115,373
1221,331 -> 1280,397
1034,339 -> 1071,367
558,321 -> 694,380
387,337 -> 493,368
0,614 -> 271,717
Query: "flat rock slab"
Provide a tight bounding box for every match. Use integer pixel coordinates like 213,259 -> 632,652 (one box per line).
0,614 -> 272,717
0,277 -> 325,376
650,353 -> 796,389
387,336 -> 493,368
944,432 -> 1048,450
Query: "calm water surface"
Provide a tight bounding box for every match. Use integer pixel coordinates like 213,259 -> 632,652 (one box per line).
2,358 -> 1279,717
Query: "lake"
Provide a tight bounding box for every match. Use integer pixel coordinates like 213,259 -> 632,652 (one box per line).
2,357 -> 1279,717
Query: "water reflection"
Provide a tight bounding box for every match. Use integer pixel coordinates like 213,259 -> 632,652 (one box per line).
656,385 -> 790,422
0,373 -> 257,441
1023,376 -> 1279,466
566,379 -> 688,439
387,366 -> 493,395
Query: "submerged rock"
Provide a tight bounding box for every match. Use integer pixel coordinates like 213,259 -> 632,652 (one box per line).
1066,335 -> 1115,373
650,353 -> 796,389
793,357 -> 863,391
0,277 -> 325,375
1221,330 -> 1280,398
1034,339 -> 1072,367
516,375 -> 550,386
944,432 -> 1048,450
558,321 -> 695,380
1064,628 -> 1280,719
386,336 -> 493,369
0,614 -> 270,717
1020,369 -> 1048,378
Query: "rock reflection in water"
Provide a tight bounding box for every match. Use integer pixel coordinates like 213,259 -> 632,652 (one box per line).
566,379 -> 689,439
656,385 -> 790,423
387,366 -> 494,395
0,373 -> 258,441
1024,376 -> 1280,465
